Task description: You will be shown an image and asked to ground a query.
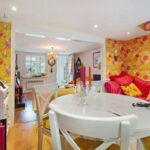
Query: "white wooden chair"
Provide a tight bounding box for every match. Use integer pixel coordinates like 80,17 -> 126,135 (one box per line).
33,83 -> 58,150
49,110 -> 138,150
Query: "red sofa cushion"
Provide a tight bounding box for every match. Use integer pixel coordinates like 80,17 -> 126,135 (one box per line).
109,75 -> 119,81
146,91 -> 150,101
109,72 -> 126,81
110,72 -> 134,86
136,96 -> 148,101
104,81 -> 122,94
134,77 -> 150,98
115,74 -> 134,86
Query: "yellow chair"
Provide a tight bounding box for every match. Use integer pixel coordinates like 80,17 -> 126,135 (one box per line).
33,83 -> 58,150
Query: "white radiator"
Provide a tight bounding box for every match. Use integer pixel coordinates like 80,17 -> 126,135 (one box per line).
26,80 -> 44,90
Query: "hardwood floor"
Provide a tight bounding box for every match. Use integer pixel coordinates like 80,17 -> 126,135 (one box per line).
7,92 -> 44,150
15,91 -> 37,123
15,99 -> 37,123
7,122 -> 137,150
7,122 -> 53,150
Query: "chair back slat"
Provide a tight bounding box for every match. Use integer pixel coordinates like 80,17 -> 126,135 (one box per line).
57,113 -> 137,140
33,83 -> 58,123
40,93 -> 54,116
49,110 -> 138,150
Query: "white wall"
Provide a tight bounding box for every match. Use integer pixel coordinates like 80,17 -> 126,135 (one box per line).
74,49 -> 101,77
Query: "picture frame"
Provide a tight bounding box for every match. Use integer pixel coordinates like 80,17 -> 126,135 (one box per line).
93,51 -> 100,68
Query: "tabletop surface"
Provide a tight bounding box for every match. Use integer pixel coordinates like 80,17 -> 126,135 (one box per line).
49,93 -> 150,138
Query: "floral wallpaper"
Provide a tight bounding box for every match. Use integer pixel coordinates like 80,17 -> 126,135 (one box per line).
0,22 -> 11,83
106,38 -> 124,78
106,35 -> 150,80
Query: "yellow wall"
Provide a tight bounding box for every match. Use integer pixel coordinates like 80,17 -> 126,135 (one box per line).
106,35 -> 150,80
0,22 -> 11,83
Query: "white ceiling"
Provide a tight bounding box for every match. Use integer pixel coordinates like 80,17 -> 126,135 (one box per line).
15,32 -> 100,54
0,0 -> 150,53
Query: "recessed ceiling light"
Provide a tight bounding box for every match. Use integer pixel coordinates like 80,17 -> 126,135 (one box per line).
56,37 -> 71,41
25,33 -> 46,38
11,6 -> 17,11
94,24 -> 98,28
127,32 -> 130,35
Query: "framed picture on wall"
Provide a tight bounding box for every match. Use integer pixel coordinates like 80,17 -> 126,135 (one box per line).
93,51 -> 100,68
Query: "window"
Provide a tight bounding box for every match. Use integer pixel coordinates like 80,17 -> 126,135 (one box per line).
25,55 -> 46,77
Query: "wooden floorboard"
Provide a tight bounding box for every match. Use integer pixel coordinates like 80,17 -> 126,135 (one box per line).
7,122 -> 53,150
15,98 -> 37,123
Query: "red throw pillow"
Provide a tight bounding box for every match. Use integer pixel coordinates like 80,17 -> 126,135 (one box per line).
104,81 -> 122,94
119,72 -> 127,76
109,75 -> 118,81
134,77 -> 150,98
109,72 -> 122,81
114,73 -> 134,86
109,72 -> 128,81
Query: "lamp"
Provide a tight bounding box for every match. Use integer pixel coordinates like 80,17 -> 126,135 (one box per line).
113,49 -> 118,61
48,47 -> 57,72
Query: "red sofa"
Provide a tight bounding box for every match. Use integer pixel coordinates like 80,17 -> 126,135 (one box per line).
104,72 -> 150,101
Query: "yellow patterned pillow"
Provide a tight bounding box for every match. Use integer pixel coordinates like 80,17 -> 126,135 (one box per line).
121,83 -> 142,97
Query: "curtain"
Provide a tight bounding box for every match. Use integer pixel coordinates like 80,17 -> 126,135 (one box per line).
68,55 -> 74,82
56,55 -> 74,86
56,55 -> 68,86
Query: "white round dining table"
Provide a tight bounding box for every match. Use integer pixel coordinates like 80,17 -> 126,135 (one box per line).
49,93 -> 150,147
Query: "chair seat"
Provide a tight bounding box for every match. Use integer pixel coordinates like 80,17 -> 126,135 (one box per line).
142,136 -> 150,149
67,137 -> 120,150
43,118 -> 50,129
